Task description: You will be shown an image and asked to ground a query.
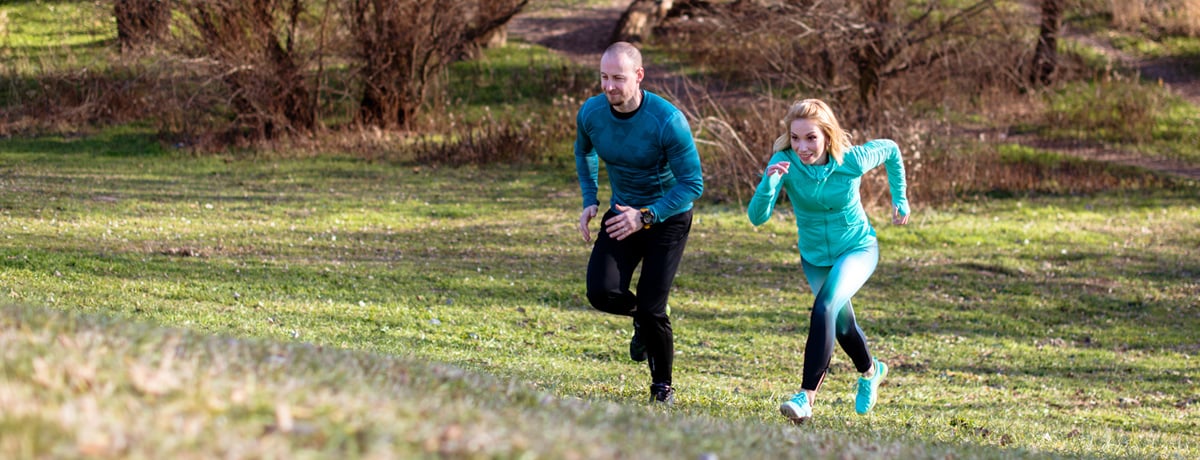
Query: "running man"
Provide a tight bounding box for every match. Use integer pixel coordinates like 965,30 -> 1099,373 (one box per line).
574,41 -> 704,404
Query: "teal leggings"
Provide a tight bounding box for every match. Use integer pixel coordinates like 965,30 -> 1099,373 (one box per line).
799,241 -> 878,391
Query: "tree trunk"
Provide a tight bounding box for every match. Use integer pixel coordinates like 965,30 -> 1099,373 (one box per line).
1032,0 -> 1062,88
357,82 -> 411,129
848,0 -> 893,113
612,0 -> 674,43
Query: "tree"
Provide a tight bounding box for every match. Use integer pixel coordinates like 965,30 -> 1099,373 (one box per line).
1031,0 -> 1063,88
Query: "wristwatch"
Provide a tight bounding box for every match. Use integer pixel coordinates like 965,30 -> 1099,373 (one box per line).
640,208 -> 655,229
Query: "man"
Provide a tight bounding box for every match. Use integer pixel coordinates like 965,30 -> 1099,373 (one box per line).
574,41 -> 704,404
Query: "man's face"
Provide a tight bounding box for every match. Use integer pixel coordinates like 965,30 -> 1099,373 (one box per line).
599,53 -> 642,109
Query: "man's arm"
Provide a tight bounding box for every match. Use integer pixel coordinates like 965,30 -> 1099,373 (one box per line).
574,109 -> 600,210
646,111 -> 703,222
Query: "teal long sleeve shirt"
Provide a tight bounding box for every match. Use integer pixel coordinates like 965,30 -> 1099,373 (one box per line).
574,91 -> 704,223
748,139 -> 909,266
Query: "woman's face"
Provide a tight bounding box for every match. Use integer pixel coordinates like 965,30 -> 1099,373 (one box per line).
790,118 -> 827,165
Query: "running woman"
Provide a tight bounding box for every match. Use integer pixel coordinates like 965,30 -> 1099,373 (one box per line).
748,99 -> 910,423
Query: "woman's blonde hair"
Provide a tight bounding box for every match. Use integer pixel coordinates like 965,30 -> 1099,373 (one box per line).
771,99 -> 851,165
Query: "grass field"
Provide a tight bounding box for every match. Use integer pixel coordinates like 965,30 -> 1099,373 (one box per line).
2,0 -> 1199,458
1,129 -> 1197,458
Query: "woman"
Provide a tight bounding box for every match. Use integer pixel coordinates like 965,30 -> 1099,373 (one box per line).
747,99 -> 910,423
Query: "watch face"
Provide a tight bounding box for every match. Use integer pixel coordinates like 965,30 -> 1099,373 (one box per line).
641,210 -> 653,224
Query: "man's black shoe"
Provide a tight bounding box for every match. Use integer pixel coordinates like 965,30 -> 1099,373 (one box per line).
650,383 -> 674,405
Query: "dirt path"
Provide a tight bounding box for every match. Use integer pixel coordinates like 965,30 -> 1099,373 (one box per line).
507,0 -> 713,102
509,4 -> 1200,181
508,1 -> 624,64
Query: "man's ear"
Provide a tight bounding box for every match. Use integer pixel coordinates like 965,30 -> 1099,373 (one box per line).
636,67 -> 645,84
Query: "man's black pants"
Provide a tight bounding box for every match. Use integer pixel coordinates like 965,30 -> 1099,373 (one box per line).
586,208 -> 692,386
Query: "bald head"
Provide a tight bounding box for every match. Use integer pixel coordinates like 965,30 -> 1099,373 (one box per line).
603,41 -> 643,69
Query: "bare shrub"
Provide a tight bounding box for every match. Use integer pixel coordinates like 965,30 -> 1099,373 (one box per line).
170,0 -> 319,142
410,91 -> 578,166
1158,0 -> 1200,35
656,0 -> 1005,123
344,0 -> 528,129
668,81 -> 788,204
114,0 -> 170,52
0,62 -> 164,136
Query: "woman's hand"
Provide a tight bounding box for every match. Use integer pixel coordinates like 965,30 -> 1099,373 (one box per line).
892,206 -> 910,225
765,161 -> 791,177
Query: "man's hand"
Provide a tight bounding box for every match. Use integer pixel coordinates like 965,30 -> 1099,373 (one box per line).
579,205 -> 598,242
605,204 -> 643,241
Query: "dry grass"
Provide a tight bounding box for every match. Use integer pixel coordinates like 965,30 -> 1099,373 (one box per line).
1111,0 -> 1146,30
1183,0 -> 1200,35
1112,0 -> 1200,35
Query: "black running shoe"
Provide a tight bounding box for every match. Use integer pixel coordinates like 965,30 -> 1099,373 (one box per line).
650,383 -> 674,405
629,318 -> 647,362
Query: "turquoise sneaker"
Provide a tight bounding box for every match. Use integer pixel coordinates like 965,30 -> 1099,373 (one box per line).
855,358 -> 888,414
779,392 -> 812,424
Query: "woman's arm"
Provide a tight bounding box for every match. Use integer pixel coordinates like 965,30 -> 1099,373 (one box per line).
747,152 -> 791,226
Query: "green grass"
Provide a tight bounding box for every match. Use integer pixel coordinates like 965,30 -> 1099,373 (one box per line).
1,130 -> 1198,458
0,0 -> 113,72
444,43 -> 596,121
2,1 -> 1199,457
1040,79 -> 1200,163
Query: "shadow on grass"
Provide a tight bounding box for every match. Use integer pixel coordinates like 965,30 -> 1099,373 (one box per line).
0,129 -> 166,157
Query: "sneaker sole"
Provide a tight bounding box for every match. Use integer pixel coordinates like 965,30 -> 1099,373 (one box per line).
779,403 -> 811,424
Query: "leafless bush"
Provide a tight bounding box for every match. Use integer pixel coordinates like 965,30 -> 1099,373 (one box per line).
672,72 -> 1172,211
344,0 -> 528,129
0,62 -> 161,136
168,0 -> 320,142
667,80 -> 787,204
411,94 -> 577,166
657,0 -> 1018,123
114,0 -> 170,52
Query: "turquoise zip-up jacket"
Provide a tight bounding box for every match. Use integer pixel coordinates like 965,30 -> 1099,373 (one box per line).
574,91 -> 704,223
748,139 -> 909,266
